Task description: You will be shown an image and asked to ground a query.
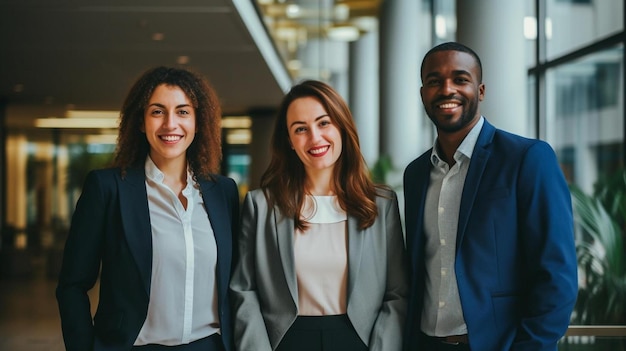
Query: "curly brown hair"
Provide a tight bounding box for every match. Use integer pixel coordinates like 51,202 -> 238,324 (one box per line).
113,66 -> 222,179
261,80 -> 378,230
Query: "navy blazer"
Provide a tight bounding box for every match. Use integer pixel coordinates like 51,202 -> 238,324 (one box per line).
403,120 -> 578,351
56,167 -> 239,351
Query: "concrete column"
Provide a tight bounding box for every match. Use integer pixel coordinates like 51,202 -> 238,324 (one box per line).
456,0 -> 529,137
349,29 -> 379,167
380,0 -> 421,175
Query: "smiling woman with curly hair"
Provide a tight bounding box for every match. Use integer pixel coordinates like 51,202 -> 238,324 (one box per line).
56,66 -> 239,351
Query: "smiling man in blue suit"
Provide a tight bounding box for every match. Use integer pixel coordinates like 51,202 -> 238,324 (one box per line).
403,42 -> 578,351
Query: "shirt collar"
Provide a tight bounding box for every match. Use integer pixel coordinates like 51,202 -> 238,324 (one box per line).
430,116 -> 485,167
145,156 -> 164,183
144,156 -> 195,193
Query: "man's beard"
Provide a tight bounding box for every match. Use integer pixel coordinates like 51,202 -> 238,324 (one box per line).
428,97 -> 479,133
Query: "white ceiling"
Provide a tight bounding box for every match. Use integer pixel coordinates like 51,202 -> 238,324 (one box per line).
0,0 -> 291,115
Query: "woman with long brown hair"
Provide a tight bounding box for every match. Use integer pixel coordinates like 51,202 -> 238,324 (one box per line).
230,80 -> 407,351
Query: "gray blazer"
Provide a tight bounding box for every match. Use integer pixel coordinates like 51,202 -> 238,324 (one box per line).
230,187 -> 408,351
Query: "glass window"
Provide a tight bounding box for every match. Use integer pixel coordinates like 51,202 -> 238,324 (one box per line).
547,0 -> 623,59
545,46 -> 625,341
546,45 -> 624,191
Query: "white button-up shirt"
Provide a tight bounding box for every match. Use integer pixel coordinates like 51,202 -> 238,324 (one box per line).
421,117 -> 484,337
134,157 -> 219,345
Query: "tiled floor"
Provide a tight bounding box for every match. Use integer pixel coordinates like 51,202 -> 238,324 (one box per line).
0,251 -> 66,350
0,248 -> 102,351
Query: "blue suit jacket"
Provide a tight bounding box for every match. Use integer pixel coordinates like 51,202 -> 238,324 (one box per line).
56,167 -> 239,351
403,120 -> 578,351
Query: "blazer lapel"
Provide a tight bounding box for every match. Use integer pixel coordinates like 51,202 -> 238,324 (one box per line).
457,120 -> 495,249
118,168 -> 153,295
346,216 -> 363,306
409,156 -> 431,269
275,209 -> 298,305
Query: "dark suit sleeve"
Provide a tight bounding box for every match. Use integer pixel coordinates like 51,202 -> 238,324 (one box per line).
56,171 -> 108,351
512,141 -> 578,350
218,176 -> 240,351
220,176 -> 241,271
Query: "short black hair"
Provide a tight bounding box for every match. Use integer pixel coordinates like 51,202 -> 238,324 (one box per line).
421,42 -> 483,83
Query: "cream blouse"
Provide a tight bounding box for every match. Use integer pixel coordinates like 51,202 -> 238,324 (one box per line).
293,195 -> 348,316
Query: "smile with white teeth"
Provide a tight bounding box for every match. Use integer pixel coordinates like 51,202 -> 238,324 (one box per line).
160,135 -> 182,142
309,146 -> 329,155
439,102 -> 460,109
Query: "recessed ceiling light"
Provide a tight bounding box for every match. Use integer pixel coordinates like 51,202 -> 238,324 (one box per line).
334,4 -> 349,21
34,118 -> 119,129
226,129 -> 251,145
177,56 -> 190,65
352,17 -> 378,32
221,116 -> 252,129
326,25 -> 360,42
285,4 -> 301,18
287,59 -> 302,71
65,110 -> 119,119
13,84 -> 24,93
152,32 -> 165,41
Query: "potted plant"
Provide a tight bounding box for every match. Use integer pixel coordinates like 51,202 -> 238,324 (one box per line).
567,167 -> 626,350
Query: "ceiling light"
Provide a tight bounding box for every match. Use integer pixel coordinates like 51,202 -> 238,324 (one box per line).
177,55 -> 190,65
545,17 -> 553,40
152,32 -> 164,41
35,117 -> 119,129
226,129 -> 251,145
523,16 -> 537,40
275,26 -> 298,41
13,84 -> 24,93
221,116 -> 252,129
287,59 -> 302,71
352,17 -> 377,32
285,4 -> 301,18
334,4 -> 349,21
65,110 -> 119,119
435,15 -> 447,39
326,25 -> 360,42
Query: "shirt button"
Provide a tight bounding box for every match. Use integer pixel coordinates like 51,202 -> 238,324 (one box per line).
439,301 -> 445,308
438,207 -> 445,214
440,239 -> 446,245
441,269 -> 447,276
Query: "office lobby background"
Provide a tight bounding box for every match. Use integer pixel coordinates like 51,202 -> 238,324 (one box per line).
0,0 -> 624,349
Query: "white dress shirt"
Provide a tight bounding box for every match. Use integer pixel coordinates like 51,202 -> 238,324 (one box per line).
421,117 -> 484,337
134,156 -> 220,345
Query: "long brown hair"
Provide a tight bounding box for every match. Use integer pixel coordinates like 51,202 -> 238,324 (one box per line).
113,66 -> 222,179
261,80 -> 378,230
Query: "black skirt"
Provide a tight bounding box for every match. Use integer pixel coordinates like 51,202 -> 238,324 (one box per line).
276,314 -> 368,351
